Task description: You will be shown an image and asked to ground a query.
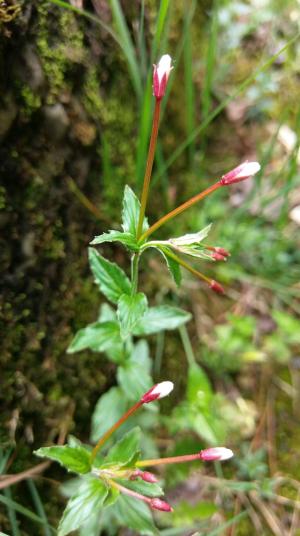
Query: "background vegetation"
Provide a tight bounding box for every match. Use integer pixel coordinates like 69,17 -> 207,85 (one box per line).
0,0 -> 299,534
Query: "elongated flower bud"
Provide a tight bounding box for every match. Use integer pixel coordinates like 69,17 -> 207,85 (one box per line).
200,447 -> 234,461
153,55 -> 172,100
210,280 -> 225,294
220,161 -> 260,185
150,498 -> 173,512
141,381 -> 174,404
130,469 -> 159,483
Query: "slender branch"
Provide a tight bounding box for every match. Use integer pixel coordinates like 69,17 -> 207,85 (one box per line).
136,452 -> 201,467
91,401 -> 143,462
139,181 -> 221,242
162,248 -> 211,284
137,99 -> 161,238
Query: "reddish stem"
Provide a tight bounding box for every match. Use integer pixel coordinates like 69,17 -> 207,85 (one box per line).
137,99 -> 161,238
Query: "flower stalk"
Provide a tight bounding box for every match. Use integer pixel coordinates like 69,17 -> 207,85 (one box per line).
137,447 -> 233,467
136,99 -> 161,239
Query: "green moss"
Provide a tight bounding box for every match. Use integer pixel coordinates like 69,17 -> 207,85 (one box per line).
20,85 -> 41,113
36,4 -> 85,102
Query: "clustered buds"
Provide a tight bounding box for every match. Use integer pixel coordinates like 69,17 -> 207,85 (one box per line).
220,161 -> 261,186
153,54 -> 172,100
141,381 -> 174,403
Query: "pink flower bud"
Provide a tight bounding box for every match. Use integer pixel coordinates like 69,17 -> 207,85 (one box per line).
130,469 -> 159,483
150,498 -> 173,512
200,447 -> 234,461
209,280 -> 225,294
212,252 -> 227,262
141,381 -> 174,404
153,54 -> 172,100
220,161 -> 260,186
214,247 -> 230,257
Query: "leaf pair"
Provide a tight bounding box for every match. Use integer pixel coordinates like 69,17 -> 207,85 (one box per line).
91,186 -> 148,252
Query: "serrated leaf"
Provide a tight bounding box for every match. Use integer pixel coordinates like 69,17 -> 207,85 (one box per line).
67,321 -> 121,354
90,230 -> 139,252
114,494 -> 158,535
91,387 -> 128,443
116,479 -> 163,498
104,427 -> 141,468
89,248 -> 131,304
58,477 -> 108,536
117,293 -> 148,339
122,185 -> 148,238
34,446 -> 91,474
133,306 -> 191,335
117,362 -> 153,401
159,248 -> 182,287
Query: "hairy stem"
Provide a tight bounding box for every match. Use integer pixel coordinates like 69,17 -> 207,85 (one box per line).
137,99 -> 161,238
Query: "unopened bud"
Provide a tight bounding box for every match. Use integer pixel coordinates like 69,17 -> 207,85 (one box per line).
200,447 -> 234,461
141,381 -> 174,404
212,252 -> 227,262
130,469 -> 158,483
209,280 -> 225,294
150,498 -> 173,512
220,161 -> 260,186
153,54 -> 172,100
214,247 -> 230,257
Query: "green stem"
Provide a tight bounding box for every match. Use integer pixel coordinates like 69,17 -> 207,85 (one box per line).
131,253 -> 140,294
162,248 -> 211,284
91,400 -> 143,463
139,181 -> 221,242
179,325 -> 196,366
137,99 -> 162,238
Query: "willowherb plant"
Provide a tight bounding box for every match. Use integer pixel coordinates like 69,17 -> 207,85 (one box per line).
35,54 -> 260,535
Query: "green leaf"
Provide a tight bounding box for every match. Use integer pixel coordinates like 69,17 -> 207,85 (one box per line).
58,477 -> 108,536
114,494 -> 158,535
67,321 -> 121,354
90,230 -> 139,252
104,486 -> 120,507
192,413 -> 218,445
186,363 -> 213,405
133,305 -> 191,335
131,340 -> 152,373
104,427 -> 141,468
89,248 -> 131,304
90,387 -> 128,443
122,185 -> 148,238
116,478 -> 163,498
34,446 -> 91,475
117,293 -> 148,339
169,224 -> 212,246
97,303 -> 117,322
159,248 -> 182,287
117,362 -> 153,401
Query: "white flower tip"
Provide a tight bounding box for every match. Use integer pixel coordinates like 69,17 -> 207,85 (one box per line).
200,447 -> 234,461
157,54 -> 172,73
237,161 -> 261,178
141,381 -> 174,403
154,381 -> 174,399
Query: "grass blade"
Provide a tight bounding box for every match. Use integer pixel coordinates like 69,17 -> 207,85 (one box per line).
206,511 -> 247,535
0,494 -> 56,533
3,488 -> 21,536
27,479 -> 52,536
108,0 -> 142,98
183,3 -> 196,167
